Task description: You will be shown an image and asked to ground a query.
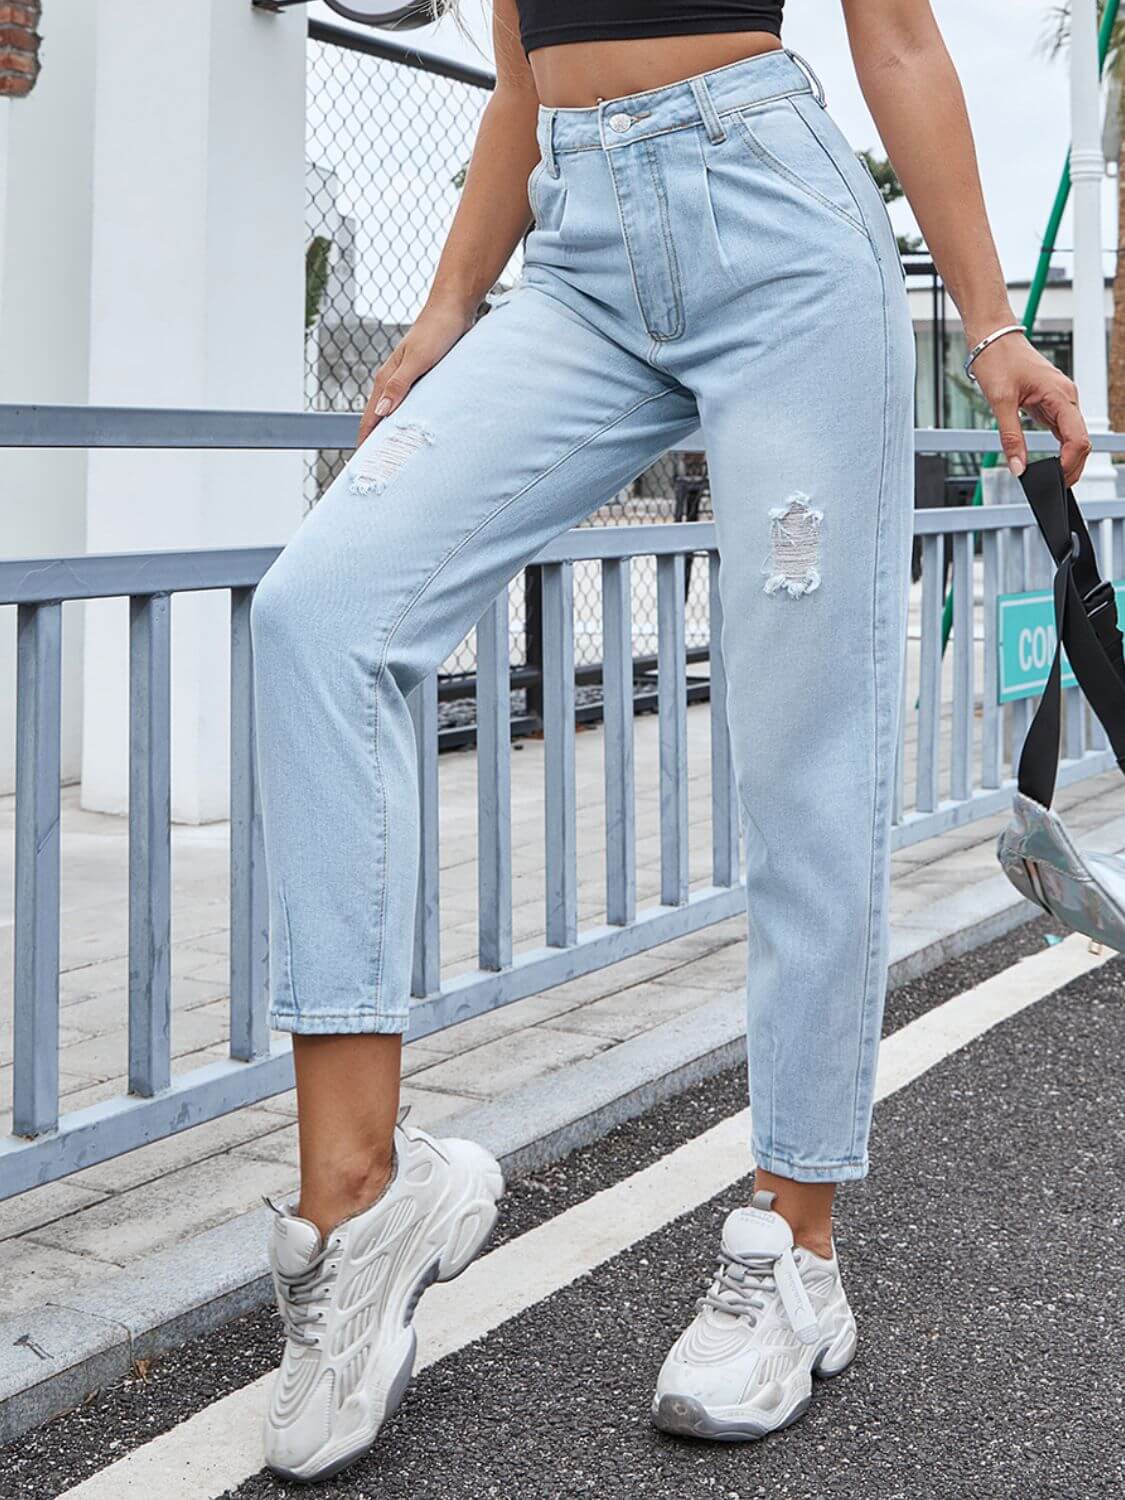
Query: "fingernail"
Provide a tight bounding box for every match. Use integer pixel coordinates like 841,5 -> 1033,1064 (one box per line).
1008,456 -> 1025,478
375,397 -> 391,417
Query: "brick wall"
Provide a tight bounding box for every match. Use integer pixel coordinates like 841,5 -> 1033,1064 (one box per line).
0,1 -> 41,98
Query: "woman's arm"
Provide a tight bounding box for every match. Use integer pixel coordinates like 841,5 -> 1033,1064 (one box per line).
843,0 -> 1091,484
358,0 -> 539,442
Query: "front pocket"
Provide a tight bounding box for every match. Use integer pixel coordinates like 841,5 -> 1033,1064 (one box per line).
735,97 -> 869,239
526,159 -> 546,224
526,158 -> 568,235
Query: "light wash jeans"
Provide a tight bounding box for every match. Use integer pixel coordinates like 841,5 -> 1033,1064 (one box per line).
251,48 -> 915,1183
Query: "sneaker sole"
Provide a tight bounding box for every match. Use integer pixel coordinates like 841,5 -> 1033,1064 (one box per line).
266,1151 -> 504,1485
652,1391 -> 812,1443
652,1322 -> 857,1444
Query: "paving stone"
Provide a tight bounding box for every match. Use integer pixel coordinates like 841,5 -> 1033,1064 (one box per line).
65,1105 -> 292,1195
57,958 -> 128,1007
403,975 -> 670,1054
55,1004 -> 232,1082
544,979 -> 721,1042
172,947 -> 231,985
406,1025 -> 613,1101
255,1088 -> 298,1119
648,943 -> 747,992
60,980 -> 230,1041
0,1180 -> 109,1244
400,1039 -> 457,1077
0,1023 -> 86,1070
0,1239 -> 118,1316
178,929 -> 230,959
28,1154 -> 299,1263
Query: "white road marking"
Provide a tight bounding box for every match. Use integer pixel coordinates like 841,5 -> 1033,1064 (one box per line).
56,933 -> 1112,1499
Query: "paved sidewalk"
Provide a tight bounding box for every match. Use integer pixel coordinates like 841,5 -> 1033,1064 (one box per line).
2,697 -> 1124,1321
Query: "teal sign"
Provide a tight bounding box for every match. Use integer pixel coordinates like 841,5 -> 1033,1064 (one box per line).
997,583 -> 1125,703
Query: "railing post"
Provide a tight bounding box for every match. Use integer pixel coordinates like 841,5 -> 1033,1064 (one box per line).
13,602 -> 62,1137
128,594 -> 173,1096
949,530 -> 974,804
1006,525 -> 1033,774
602,556 -> 637,925
523,564 -> 544,729
916,532 -> 943,814
657,554 -> 689,907
476,591 -> 513,971
980,529 -> 1002,788
230,586 -> 270,1061
543,561 -> 577,947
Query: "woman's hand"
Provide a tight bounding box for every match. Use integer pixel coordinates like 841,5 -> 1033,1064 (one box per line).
356,296 -> 477,447
968,332 -> 1092,489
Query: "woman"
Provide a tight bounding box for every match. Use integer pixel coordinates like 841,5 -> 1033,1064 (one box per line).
250,0 -> 1091,1481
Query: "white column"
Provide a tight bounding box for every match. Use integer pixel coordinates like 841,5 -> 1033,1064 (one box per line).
82,0 -> 308,823
1070,0 -> 1115,498
0,5 -> 98,795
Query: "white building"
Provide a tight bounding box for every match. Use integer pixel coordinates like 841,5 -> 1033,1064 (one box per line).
0,4 -> 1117,812
0,1 -> 308,815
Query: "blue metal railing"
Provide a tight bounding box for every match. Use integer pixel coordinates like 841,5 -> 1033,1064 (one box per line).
2,405 -> 1123,1199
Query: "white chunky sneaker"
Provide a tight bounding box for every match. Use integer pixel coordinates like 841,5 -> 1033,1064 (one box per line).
652,1189 -> 856,1442
263,1110 -> 504,1483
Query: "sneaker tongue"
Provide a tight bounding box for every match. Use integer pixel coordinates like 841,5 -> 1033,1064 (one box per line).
270,1209 -> 322,1278
721,1200 -> 794,1262
720,1194 -> 821,1347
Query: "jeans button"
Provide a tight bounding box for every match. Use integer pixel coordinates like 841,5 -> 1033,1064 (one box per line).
608,113 -> 633,134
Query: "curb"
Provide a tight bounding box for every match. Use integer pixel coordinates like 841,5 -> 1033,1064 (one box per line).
0,857 -> 1085,1445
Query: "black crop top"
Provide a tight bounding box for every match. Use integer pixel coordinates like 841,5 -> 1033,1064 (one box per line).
516,2 -> 784,55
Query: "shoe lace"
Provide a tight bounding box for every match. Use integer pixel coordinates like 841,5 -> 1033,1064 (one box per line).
274,1240 -> 338,1349
699,1248 -> 782,1326
699,1244 -> 819,1345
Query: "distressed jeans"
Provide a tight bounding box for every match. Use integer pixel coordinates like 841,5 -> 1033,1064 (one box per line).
250,48 -> 916,1182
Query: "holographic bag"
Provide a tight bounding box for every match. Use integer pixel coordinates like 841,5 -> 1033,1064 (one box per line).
996,457 -> 1125,949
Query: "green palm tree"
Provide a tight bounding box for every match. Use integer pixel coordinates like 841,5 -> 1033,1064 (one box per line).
1042,2 -> 1125,428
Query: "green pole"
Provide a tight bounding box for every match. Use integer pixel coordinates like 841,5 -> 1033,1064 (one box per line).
936,0 -> 1119,654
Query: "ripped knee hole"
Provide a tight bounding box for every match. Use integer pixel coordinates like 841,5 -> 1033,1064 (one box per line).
347,421 -> 434,497
763,494 -> 823,598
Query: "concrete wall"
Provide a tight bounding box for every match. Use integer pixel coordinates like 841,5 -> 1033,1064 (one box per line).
0,4 -> 97,794
77,0 -> 308,823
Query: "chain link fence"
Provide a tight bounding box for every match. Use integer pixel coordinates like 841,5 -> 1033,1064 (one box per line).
304,20 -> 711,723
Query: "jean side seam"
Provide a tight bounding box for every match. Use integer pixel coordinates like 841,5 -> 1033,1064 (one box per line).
279,888 -> 297,1020
734,794 -> 777,1166
847,224 -> 895,1165
367,382 -> 687,1013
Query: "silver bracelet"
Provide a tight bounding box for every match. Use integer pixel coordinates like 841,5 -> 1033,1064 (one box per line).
963,323 -> 1025,383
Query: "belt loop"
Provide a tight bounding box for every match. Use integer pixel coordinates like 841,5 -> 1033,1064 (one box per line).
785,48 -> 826,106
542,108 -> 560,177
689,75 -> 727,145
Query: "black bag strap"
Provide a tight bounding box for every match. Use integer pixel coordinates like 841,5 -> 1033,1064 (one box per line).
1016,457 -> 1125,807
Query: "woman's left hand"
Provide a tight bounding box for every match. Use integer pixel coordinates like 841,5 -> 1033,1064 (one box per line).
970,331 -> 1092,488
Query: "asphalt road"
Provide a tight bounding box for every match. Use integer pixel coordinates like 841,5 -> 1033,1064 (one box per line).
5,914 -> 1122,1500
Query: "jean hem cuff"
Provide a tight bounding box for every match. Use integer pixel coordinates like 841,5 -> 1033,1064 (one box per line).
753,1150 -> 869,1184
269,1010 -> 410,1037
